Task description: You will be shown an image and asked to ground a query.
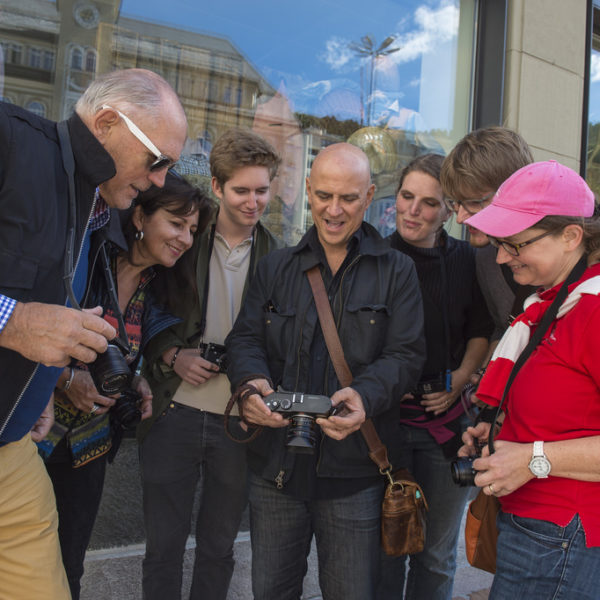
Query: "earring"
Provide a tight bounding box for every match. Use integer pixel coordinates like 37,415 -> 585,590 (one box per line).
135,230 -> 144,241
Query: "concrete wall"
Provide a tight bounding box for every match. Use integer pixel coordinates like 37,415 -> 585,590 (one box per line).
504,0 -> 589,169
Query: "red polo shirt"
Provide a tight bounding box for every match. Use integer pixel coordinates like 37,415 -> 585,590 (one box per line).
478,264 -> 600,547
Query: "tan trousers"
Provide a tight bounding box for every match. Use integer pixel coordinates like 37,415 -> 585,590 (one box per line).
0,434 -> 70,600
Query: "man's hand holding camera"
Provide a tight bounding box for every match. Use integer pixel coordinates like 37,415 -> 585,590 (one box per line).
317,387 -> 365,441
0,303 -> 116,367
239,380 -> 366,442
240,378 -> 289,429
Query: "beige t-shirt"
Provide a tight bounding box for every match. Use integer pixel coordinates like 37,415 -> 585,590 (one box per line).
173,232 -> 252,415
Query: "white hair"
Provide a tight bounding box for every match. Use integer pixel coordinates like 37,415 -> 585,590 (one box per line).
75,68 -> 181,120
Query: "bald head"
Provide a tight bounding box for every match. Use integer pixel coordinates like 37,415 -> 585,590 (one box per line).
306,143 -> 375,266
310,143 -> 372,187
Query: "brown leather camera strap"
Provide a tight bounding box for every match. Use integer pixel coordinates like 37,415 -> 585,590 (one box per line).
306,265 -> 391,473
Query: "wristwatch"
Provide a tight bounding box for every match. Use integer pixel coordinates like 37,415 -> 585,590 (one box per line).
528,441 -> 551,478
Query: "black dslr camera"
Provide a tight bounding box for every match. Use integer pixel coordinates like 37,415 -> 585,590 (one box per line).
200,342 -> 228,373
450,441 -> 485,487
89,339 -> 142,430
264,391 -> 334,454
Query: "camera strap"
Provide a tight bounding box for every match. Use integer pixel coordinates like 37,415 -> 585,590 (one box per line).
306,265 -> 393,480
57,120 -> 81,311
97,243 -> 131,355
487,255 -> 588,455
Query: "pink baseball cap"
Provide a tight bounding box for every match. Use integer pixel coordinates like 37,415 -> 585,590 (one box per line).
465,160 -> 595,237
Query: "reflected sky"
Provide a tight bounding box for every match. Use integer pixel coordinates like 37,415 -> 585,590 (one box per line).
120,0 -> 463,128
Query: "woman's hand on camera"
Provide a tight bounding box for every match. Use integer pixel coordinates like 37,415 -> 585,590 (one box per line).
473,440 -> 534,497
132,375 -> 153,420
457,422 -> 492,457
421,369 -> 465,415
166,348 -> 219,385
63,368 -> 114,415
317,387 -> 365,441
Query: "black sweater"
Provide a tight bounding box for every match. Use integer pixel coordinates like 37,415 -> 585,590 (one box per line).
388,230 -> 493,379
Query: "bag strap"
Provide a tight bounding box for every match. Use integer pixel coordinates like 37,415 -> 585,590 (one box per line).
488,255 -> 588,454
306,265 -> 393,478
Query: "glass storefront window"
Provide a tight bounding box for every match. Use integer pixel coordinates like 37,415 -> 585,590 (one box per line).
0,0 -> 477,242
586,1 -> 600,199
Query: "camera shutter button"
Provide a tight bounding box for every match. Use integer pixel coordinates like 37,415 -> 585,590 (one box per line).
269,399 -> 279,409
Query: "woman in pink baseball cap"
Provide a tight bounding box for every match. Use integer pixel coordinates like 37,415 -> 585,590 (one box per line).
458,160 -> 600,598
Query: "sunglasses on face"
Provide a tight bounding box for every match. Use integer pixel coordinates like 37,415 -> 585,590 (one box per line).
445,192 -> 494,215
488,229 -> 558,256
101,105 -> 176,172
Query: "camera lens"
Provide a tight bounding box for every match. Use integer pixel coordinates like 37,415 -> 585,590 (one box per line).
450,456 -> 477,486
111,389 -> 142,430
286,414 -> 318,454
89,343 -> 131,395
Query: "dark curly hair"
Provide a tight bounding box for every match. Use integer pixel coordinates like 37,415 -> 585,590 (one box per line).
124,171 -> 214,313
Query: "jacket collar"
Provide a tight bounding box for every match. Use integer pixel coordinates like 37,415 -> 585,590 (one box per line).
295,221 -> 389,270
68,111 -> 116,188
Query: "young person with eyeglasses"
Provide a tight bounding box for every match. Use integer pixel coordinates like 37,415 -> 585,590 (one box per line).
458,161 -> 600,600
440,127 -> 535,360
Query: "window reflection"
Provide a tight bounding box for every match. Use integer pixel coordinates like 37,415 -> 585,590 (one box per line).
586,3 -> 600,199
0,0 -> 476,242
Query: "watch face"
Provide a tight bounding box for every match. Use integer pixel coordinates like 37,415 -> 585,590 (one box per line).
529,456 -> 551,477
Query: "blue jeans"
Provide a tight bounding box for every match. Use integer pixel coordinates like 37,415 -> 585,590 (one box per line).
378,423 -> 474,600
490,511 -> 600,600
140,404 -> 248,600
248,471 -> 383,600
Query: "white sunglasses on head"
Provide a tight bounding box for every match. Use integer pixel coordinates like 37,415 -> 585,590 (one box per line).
101,104 -> 175,172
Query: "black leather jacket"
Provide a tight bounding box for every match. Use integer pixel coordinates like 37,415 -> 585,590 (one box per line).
0,103 -> 116,435
226,223 -> 426,486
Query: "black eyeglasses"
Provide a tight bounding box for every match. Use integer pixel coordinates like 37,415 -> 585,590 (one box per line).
102,105 -> 176,172
488,229 -> 558,256
445,192 -> 494,215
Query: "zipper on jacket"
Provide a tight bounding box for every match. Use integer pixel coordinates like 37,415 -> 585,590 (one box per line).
0,364 -> 39,437
1,198 -> 97,437
275,469 -> 285,489
315,254 -> 361,476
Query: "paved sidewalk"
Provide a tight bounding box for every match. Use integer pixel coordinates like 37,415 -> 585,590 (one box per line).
81,439 -> 493,599
81,511 -> 493,600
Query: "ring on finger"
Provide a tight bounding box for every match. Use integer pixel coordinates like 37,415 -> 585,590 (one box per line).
488,483 -> 495,494
90,403 -> 100,414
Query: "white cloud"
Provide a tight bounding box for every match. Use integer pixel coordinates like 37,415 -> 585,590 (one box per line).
320,36 -> 355,71
320,0 -> 460,73
389,0 -> 459,65
591,53 -> 600,84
